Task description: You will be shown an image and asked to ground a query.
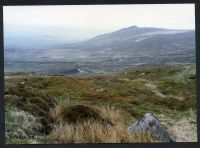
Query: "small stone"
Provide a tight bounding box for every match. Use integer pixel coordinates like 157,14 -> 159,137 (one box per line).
140,73 -> 146,76
20,82 -> 26,85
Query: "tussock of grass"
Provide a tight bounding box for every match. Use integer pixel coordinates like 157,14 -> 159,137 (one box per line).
45,120 -> 160,143
50,101 -> 113,125
47,101 -> 160,143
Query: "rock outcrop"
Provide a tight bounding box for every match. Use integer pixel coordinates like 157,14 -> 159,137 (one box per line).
128,112 -> 175,142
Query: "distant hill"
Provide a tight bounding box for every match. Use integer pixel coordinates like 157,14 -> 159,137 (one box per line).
57,26 -> 195,67
60,26 -> 195,58
4,26 -> 196,74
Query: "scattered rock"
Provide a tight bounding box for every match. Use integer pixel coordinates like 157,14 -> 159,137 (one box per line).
20,81 -> 26,85
128,112 -> 175,142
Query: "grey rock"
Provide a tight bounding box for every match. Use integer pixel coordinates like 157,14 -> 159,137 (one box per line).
128,112 -> 175,142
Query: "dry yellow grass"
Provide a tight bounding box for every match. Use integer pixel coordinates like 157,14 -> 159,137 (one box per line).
46,120 -> 160,143
50,100 -> 71,124
47,101 -> 160,143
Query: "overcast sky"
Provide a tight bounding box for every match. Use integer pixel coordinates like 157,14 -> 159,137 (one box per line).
3,4 -> 195,37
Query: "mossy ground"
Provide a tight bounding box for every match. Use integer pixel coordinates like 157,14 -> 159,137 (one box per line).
5,64 -> 197,143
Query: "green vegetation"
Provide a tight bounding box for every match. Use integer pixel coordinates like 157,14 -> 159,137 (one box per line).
5,64 -> 196,143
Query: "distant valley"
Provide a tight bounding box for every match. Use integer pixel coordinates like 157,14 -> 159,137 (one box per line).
4,26 -> 195,76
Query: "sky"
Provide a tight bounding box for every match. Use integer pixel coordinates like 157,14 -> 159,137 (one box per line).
3,4 -> 195,39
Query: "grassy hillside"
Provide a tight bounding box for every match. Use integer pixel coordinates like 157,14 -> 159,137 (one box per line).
5,64 -> 197,143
